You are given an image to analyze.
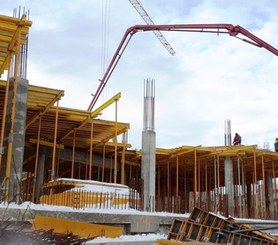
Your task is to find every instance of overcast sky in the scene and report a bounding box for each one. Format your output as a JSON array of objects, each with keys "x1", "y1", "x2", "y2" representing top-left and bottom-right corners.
[{"x1": 2, "y1": 0, "x2": 278, "y2": 150}]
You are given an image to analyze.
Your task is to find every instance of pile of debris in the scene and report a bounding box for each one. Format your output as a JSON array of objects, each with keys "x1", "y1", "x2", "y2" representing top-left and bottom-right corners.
[
  {"x1": 0, "y1": 221, "x2": 48, "y2": 245},
  {"x1": 157, "y1": 207, "x2": 278, "y2": 244},
  {"x1": 0, "y1": 211, "x2": 123, "y2": 244}
]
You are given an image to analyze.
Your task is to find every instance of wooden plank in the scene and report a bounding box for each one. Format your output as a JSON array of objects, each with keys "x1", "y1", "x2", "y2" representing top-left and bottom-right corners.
[{"x1": 31, "y1": 215, "x2": 123, "y2": 239}]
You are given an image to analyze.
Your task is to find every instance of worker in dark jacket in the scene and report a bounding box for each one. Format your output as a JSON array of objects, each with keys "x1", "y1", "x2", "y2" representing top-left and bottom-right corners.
[
  {"x1": 274, "y1": 138, "x2": 278, "y2": 152},
  {"x1": 233, "y1": 133, "x2": 241, "y2": 145}
]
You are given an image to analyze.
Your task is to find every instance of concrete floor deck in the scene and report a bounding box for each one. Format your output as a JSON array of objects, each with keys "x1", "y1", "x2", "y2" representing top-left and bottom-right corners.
[{"x1": 0, "y1": 206, "x2": 188, "y2": 234}]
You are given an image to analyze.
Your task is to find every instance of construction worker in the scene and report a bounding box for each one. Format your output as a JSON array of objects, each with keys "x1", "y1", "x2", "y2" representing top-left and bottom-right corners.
[
  {"x1": 233, "y1": 133, "x2": 241, "y2": 145},
  {"x1": 274, "y1": 138, "x2": 278, "y2": 152}
]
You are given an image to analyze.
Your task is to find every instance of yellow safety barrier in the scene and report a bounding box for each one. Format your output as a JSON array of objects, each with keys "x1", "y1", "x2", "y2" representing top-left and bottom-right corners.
[
  {"x1": 39, "y1": 179, "x2": 142, "y2": 210},
  {"x1": 40, "y1": 190, "x2": 141, "y2": 209},
  {"x1": 31, "y1": 215, "x2": 123, "y2": 239},
  {"x1": 156, "y1": 239, "x2": 210, "y2": 244}
]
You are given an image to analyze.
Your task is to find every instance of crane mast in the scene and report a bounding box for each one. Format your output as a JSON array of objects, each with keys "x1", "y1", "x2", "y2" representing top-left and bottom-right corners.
[{"x1": 129, "y1": 0, "x2": 175, "y2": 56}]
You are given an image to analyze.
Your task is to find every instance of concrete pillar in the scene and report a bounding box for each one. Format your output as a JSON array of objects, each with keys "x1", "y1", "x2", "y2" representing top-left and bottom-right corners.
[
  {"x1": 142, "y1": 131, "x2": 156, "y2": 211},
  {"x1": 1, "y1": 78, "x2": 28, "y2": 203},
  {"x1": 141, "y1": 79, "x2": 156, "y2": 211},
  {"x1": 224, "y1": 157, "x2": 234, "y2": 216},
  {"x1": 35, "y1": 147, "x2": 46, "y2": 203},
  {"x1": 224, "y1": 119, "x2": 234, "y2": 216},
  {"x1": 265, "y1": 171, "x2": 274, "y2": 219}
]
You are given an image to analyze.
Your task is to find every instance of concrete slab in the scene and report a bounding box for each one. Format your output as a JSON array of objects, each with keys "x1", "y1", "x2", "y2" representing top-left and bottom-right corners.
[{"x1": 0, "y1": 206, "x2": 187, "y2": 234}]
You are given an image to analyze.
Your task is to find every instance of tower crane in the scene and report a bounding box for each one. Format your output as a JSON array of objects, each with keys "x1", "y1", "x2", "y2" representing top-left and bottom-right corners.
[
  {"x1": 129, "y1": 0, "x2": 175, "y2": 56},
  {"x1": 87, "y1": 24, "x2": 278, "y2": 111}
]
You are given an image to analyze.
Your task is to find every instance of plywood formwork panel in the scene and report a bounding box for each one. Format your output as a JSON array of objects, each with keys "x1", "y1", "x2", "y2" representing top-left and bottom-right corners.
[{"x1": 0, "y1": 14, "x2": 32, "y2": 75}]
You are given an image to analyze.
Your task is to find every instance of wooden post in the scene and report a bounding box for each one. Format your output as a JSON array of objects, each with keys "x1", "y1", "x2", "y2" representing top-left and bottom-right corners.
[
  {"x1": 32, "y1": 116, "x2": 41, "y2": 203},
  {"x1": 71, "y1": 129, "x2": 76, "y2": 179},
  {"x1": 89, "y1": 120, "x2": 93, "y2": 180},
  {"x1": 237, "y1": 156, "x2": 242, "y2": 217},
  {"x1": 213, "y1": 157, "x2": 218, "y2": 212},
  {"x1": 51, "y1": 100, "x2": 59, "y2": 181},
  {"x1": 109, "y1": 156, "x2": 113, "y2": 183},
  {"x1": 101, "y1": 143, "x2": 106, "y2": 182},
  {"x1": 253, "y1": 151, "x2": 258, "y2": 218},
  {"x1": 5, "y1": 31, "x2": 22, "y2": 200},
  {"x1": 129, "y1": 164, "x2": 132, "y2": 182},
  {"x1": 97, "y1": 165, "x2": 100, "y2": 181},
  {"x1": 252, "y1": 163, "x2": 255, "y2": 215},
  {"x1": 157, "y1": 166, "x2": 161, "y2": 200},
  {"x1": 205, "y1": 160, "x2": 208, "y2": 211},
  {"x1": 234, "y1": 168, "x2": 238, "y2": 216},
  {"x1": 209, "y1": 163, "x2": 212, "y2": 212},
  {"x1": 113, "y1": 100, "x2": 118, "y2": 183},
  {"x1": 85, "y1": 157, "x2": 88, "y2": 179},
  {"x1": 176, "y1": 155, "x2": 179, "y2": 197},
  {"x1": 241, "y1": 159, "x2": 246, "y2": 217},
  {"x1": 56, "y1": 148, "x2": 61, "y2": 177},
  {"x1": 217, "y1": 154, "x2": 220, "y2": 212},
  {"x1": 194, "y1": 150, "x2": 197, "y2": 207},
  {"x1": 261, "y1": 155, "x2": 266, "y2": 218},
  {"x1": 272, "y1": 160, "x2": 277, "y2": 215},
  {"x1": 184, "y1": 162, "x2": 187, "y2": 212},
  {"x1": 120, "y1": 146, "x2": 126, "y2": 184},
  {"x1": 198, "y1": 159, "x2": 201, "y2": 207},
  {"x1": 167, "y1": 159, "x2": 170, "y2": 197},
  {"x1": 0, "y1": 51, "x2": 12, "y2": 171}
]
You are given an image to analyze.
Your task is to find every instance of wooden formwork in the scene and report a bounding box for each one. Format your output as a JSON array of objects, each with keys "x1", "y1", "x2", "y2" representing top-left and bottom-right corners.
[
  {"x1": 165, "y1": 207, "x2": 278, "y2": 244},
  {"x1": 30, "y1": 215, "x2": 123, "y2": 240}
]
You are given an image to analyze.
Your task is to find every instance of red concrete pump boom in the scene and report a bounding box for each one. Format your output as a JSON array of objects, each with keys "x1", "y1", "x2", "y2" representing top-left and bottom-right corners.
[{"x1": 87, "y1": 24, "x2": 278, "y2": 111}]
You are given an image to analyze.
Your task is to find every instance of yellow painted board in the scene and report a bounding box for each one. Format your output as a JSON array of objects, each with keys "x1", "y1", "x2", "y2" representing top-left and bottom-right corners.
[
  {"x1": 31, "y1": 215, "x2": 123, "y2": 239},
  {"x1": 156, "y1": 239, "x2": 213, "y2": 244}
]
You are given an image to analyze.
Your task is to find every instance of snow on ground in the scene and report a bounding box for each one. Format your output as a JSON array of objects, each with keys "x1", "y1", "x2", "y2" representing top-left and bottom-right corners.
[
  {"x1": 56, "y1": 178, "x2": 130, "y2": 194},
  {"x1": 86, "y1": 233, "x2": 167, "y2": 244},
  {"x1": 0, "y1": 178, "x2": 190, "y2": 216},
  {"x1": 2, "y1": 201, "x2": 278, "y2": 243},
  {"x1": 0, "y1": 201, "x2": 178, "y2": 244},
  {"x1": 0, "y1": 201, "x2": 189, "y2": 218}
]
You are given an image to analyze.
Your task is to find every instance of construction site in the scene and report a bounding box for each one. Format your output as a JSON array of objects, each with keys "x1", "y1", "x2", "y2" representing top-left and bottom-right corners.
[{"x1": 1, "y1": 1, "x2": 278, "y2": 244}]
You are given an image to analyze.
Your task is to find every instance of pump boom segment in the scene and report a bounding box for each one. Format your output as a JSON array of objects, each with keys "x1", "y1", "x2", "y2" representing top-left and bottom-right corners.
[{"x1": 87, "y1": 24, "x2": 278, "y2": 111}]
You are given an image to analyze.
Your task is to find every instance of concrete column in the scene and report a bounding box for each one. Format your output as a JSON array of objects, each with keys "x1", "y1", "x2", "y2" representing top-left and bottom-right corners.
[
  {"x1": 265, "y1": 171, "x2": 274, "y2": 219},
  {"x1": 1, "y1": 78, "x2": 28, "y2": 203},
  {"x1": 224, "y1": 157, "x2": 234, "y2": 216},
  {"x1": 141, "y1": 79, "x2": 156, "y2": 211},
  {"x1": 35, "y1": 147, "x2": 46, "y2": 203},
  {"x1": 142, "y1": 131, "x2": 156, "y2": 211},
  {"x1": 224, "y1": 119, "x2": 234, "y2": 216}
]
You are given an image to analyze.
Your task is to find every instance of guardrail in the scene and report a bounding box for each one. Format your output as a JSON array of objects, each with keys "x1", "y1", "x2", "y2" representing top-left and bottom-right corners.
[{"x1": 40, "y1": 189, "x2": 142, "y2": 210}]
